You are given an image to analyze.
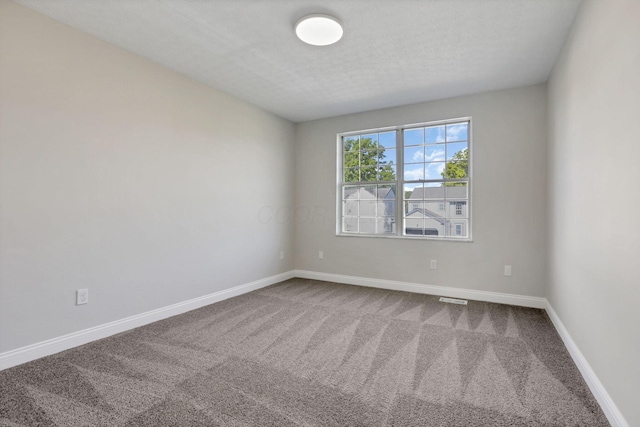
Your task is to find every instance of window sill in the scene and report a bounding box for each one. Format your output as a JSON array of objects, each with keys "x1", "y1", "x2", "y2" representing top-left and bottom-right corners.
[{"x1": 335, "y1": 233, "x2": 473, "y2": 243}]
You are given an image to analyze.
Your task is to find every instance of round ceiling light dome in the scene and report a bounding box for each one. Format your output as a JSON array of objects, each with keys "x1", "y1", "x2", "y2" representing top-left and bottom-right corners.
[{"x1": 295, "y1": 14, "x2": 343, "y2": 46}]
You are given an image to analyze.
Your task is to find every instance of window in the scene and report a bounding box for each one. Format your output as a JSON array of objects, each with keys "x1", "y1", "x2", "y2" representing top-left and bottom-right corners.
[
  {"x1": 338, "y1": 118, "x2": 471, "y2": 240},
  {"x1": 455, "y1": 202, "x2": 463, "y2": 216},
  {"x1": 341, "y1": 130, "x2": 396, "y2": 235}
]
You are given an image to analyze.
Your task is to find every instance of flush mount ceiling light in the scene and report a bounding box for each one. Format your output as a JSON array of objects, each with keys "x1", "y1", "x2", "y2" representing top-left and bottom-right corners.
[{"x1": 295, "y1": 14, "x2": 343, "y2": 46}]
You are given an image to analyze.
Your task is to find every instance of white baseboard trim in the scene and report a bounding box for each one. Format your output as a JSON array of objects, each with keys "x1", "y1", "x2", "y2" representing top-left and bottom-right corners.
[
  {"x1": 0, "y1": 270, "x2": 295, "y2": 372},
  {"x1": 545, "y1": 302, "x2": 629, "y2": 427},
  {"x1": 293, "y1": 270, "x2": 547, "y2": 308},
  {"x1": 1, "y1": 269, "x2": 627, "y2": 426}
]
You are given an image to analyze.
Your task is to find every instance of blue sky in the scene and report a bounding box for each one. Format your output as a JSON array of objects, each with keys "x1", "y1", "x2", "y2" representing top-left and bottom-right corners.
[{"x1": 344, "y1": 122, "x2": 468, "y2": 190}]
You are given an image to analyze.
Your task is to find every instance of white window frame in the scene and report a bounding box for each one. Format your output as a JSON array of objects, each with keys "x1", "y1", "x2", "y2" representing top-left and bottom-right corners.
[{"x1": 336, "y1": 117, "x2": 472, "y2": 241}]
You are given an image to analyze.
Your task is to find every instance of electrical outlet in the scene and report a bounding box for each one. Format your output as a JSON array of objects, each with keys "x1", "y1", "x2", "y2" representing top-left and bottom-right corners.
[
  {"x1": 76, "y1": 289, "x2": 89, "y2": 305},
  {"x1": 430, "y1": 259, "x2": 437, "y2": 270},
  {"x1": 504, "y1": 265, "x2": 512, "y2": 277},
  {"x1": 319, "y1": 250, "x2": 324, "y2": 260},
  {"x1": 280, "y1": 251, "x2": 284, "y2": 260}
]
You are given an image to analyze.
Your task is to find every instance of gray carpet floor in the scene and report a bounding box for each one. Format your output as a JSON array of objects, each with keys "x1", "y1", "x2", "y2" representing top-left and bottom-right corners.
[{"x1": 1, "y1": 278, "x2": 609, "y2": 426}]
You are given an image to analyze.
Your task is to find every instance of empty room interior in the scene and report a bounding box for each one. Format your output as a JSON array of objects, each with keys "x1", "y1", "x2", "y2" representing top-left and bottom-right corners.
[{"x1": 0, "y1": 0, "x2": 638, "y2": 426}]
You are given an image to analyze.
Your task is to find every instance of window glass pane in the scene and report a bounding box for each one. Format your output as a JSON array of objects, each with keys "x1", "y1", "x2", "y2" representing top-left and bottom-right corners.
[
  {"x1": 446, "y1": 142, "x2": 468, "y2": 161},
  {"x1": 344, "y1": 136, "x2": 360, "y2": 151},
  {"x1": 404, "y1": 146, "x2": 424, "y2": 163},
  {"x1": 359, "y1": 218, "x2": 376, "y2": 234},
  {"x1": 379, "y1": 146, "x2": 396, "y2": 165},
  {"x1": 445, "y1": 182, "x2": 468, "y2": 199},
  {"x1": 340, "y1": 184, "x2": 398, "y2": 235},
  {"x1": 425, "y1": 162, "x2": 445, "y2": 180},
  {"x1": 405, "y1": 218, "x2": 444, "y2": 236},
  {"x1": 423, "y1": 216, "x2": 444, "y2": 236},
  {"x1": 404, "y1": 184, "x2": 423, "y2": 215},
  {"x1": 343, "y1": 200, "x2": 358, "y2": 216},
  {"x1": 379, "y1": 131, "x2": 395, "y2": 149},
  {"x1": 425, "y1": 125, "x2": 445, "y2": 143},
  {"x1": 423, "y1": 183, "x2": 444, "y2": 200},
  {"x1": 376, "y1": 217, "x2": 395, "y2": 235},
  {"x1": 343, "y1": 185, "x2": 359, "y2": 199},
  {"x1": 425, "y1": 145, "x2": 445, "y2": 162},
  {"x1": 378, "y1": 164, "x2": 396, "y2": 181},
  {"x1": 406, "y1": 200, "x2": 422, "y2": 215},
  {"x1": 360, "y1": 167, "x2": 377, "y2": 182},
  {"x1": 446, "y1": 219, "x2": 468, "y2": 238},
  {"x1": 343, "y1": 150, "x2": 360, "y2": 170},
  {"x1": 405, "y1": 218, "x2": 425, "y2": 236},
  {"x1": 403, "y1": 183, "x2": 422, "y2": 196},
  {"x1": 404, "y1": 183, "x2": 421, "y2": 214},
  {"x1": 377, "y1": 184, "x2": 395, "y2": 199},
  {"x1": 355, "y1": 185, "x2": 374, "y2": 199},
  {"x1": 426, "y1": 200, "x2": 446, "y2": 214},
  {"x1": 446, "y1": 200, "x2": 468, "y2": 219},
  {"x1": 446, "y1": 123, "x2": 468, "y2": 142},
  {"x1": 344, "y1": 168, "x2": 360, "y2": 183},
  {"x1": 379, "y1": 200, "x2": 395, "y2": 217},
  {"x1": 404, "y1": 164, "x2": 424, "y2": 181},
  {"x1": 443, "y1": 160, "x2": 468, "y2": 179},
  {"x1": 343, "y1": 217, "x2": 358, "y2": 233},
  {"x1": 361, "y1": 133, "x2": 378, "y2": 145},
  {"x1": 404, "y1": 128, "x2": 424, "y2": 146},
  {"x1": 404, "y1": 183, "x2": 423, "y2": 200},
  {"x1": 359, "y1": 200, "x2": 377, "y2": 216},
  {"x1": 360, "y1": 146, "x2": 378, "y2": 168}
]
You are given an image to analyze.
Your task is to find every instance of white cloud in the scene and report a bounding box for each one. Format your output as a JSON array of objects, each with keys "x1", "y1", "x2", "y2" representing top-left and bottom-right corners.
[
  {"x1": 425, "y1": 163, "x2": 445, "y2": 179},
  {"x1": 425, "y1": 126, "x2": 445, "y2": 143},
  {"x1": 404, "y1": 168, "x2": 424, "y2": 181},
  {"x1": 446, "y1": 124, "x2": 467, "y2": 141},
  {"x1": 425, "y1": 148, "x2": 445, "y2": 162},
  {"x1": 412, "y1": 151, "x2": 424, "y2": 162},
  {"x1": 403, "y1": 183, "x2": 422, "y2": 192}
]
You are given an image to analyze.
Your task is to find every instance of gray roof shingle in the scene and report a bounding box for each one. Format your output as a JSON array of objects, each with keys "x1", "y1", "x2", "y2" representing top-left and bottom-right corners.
[{"x1": 408, "y1": 186, "x2": 467, "y2": 200}]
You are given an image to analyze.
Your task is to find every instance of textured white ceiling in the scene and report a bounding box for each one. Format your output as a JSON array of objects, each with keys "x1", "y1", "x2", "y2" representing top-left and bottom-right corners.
[{"x1": 13, "y1": 0, "x2": 581, "y2": 122}]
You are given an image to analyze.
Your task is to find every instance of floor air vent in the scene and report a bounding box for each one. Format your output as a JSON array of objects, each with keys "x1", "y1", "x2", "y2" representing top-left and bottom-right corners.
[{"x1": 439, "y1": 297, "x2": 468, "y2": 305}]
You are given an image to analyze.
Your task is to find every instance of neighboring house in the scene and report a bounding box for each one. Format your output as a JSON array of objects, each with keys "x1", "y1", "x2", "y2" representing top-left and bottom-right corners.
[
  {"x1": 343, "y1": 185, "x2": 467, "y2": 237},
  {"x1": 343, "y1": 185, "x2": 396, "y2": 234},
  {"x1": 405, "y1": 207, "x2": 444, "y2": 236},
  {"x1": 405, "y1": 186, "x2": 468, "y2": 237}
]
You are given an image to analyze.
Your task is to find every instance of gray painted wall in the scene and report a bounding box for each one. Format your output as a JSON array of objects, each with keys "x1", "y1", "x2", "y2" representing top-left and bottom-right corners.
[
  {"x1": 0, "y1": 2, "x2": 295, "y2": 353},
  {"x1": 294, "y1": 85, "x2": 548, "y2": 297},
  {"x1": 547, "y1": 0, "x2": 640, "y2": 425},
  {"x1": 2, "y1": 2, "x2": 636, "y2": 424}
]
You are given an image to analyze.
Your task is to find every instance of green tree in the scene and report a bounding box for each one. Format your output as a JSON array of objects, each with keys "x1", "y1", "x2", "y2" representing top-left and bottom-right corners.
[
  {"x1": 344, "y1": 137, "x2": 396, "y2": 182},
  {"x1": 441, "y1": 148, "x2": 468, "y2": 186}
]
